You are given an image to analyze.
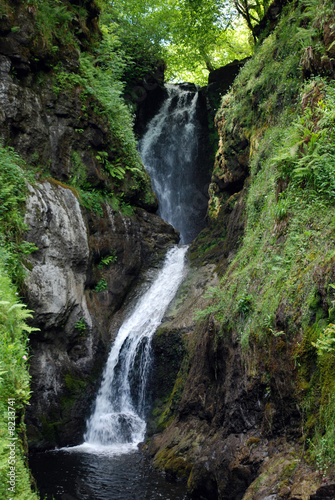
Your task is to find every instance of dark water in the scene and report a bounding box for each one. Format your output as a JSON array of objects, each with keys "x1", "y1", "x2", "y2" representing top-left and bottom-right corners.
[{"x1": 30, "y1": 448, "x2": 187, "y2": 500}]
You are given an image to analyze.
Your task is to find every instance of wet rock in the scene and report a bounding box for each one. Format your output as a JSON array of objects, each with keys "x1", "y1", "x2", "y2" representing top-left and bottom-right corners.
[{"x1": 24, "y1": 182, "x2": 90, "y2": 330}]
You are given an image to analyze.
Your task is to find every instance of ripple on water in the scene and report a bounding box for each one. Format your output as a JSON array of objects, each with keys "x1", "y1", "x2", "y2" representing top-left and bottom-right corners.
[{"x1": 29, "y1": 448, "x2": 187, "y2": 500}]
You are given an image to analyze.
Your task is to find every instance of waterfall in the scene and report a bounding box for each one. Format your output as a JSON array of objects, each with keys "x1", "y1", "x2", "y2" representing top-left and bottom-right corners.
[
  {"x1": 83, "y1": 245, "x2": 187, "y2": 451},
  {"x1": 80, "y1": 85, "x2": 205, "y2": 453},
  {"x1": 139, "y1": 84, "x2": 207, "y2": 244}
]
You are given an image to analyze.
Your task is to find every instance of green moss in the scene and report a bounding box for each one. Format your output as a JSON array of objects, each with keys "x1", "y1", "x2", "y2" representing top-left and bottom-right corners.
[
  {"x1": 154, "y1": 445, "x2": 192, "y2": 479},
  {"x1": 64, "y1": 373, "x2": 87, "y2": 395},
  {"x1": 152, "y1": 352, "x2": 189, "y2": 434}
]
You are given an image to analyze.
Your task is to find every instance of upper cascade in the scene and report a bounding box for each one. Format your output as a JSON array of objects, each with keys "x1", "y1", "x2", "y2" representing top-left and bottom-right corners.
[{"x1": 139, "y1": 84, "x2": 209, "y2": 244}]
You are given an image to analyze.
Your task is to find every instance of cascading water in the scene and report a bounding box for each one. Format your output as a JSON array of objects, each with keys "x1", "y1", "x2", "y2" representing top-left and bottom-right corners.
[
  {"x1": 30, "y1": 84, "x2": 208, "y2": 500},
  {"x1": 139, "y1": 84, "x2": 208, "y2": 244},
  {"x1": 82, "y1": 85, "x2": 206, "y2": 452},
  {"x1": 83, "y1": 245, "x2": 187, "y2": 450}
]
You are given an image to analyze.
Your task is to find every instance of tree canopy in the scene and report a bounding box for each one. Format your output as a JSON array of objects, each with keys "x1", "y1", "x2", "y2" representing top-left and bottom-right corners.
[{"x1": 99, "y1": 0, "x2": 266, "y2": 85}]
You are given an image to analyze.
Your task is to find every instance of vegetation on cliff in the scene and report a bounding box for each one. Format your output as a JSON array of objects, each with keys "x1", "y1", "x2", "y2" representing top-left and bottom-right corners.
[
  {"x1": 198, "y1": 0, "x2": 335, "y2": 480},
  {"x1": 145, "y1": 0, "x2": 335, "y2": 497},
  {"x1": 0, "y1": 147, "x2": 39, "y2": 497}
]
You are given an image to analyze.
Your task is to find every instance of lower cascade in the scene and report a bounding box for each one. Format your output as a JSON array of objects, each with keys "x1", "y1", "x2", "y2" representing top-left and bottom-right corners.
[{"x1": 83, "y1": 245, "x2": 188, "y2": 449}]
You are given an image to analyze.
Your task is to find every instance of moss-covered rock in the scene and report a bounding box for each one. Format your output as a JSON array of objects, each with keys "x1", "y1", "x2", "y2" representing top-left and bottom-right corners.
[{"x1": 147, "y1": 0, "x2": 335, "y2": 498}]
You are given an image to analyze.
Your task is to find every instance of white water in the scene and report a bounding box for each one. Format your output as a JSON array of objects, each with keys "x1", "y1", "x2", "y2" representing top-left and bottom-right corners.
[
  {"x1": 82, "y1": 245, "x2": 188, "y2": 451},
  {"x1": 74, "y1": 85, "x2": 204, "y2": 455},
  {"x1": 139, "y1": 84, "x2": 203, "y2": 244}
]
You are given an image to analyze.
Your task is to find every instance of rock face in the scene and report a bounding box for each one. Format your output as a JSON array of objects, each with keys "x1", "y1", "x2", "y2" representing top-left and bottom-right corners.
[
  {"x1": 0, "y1": 0, "x2": 180, "y2": 449},
  {"x1": 24, "y1": 180, "x2": 178, "y2": 448},
  {"x1": 148, "y1": 314, "x2": 306, "y2": 499},
  {"x1": 25, "y1": 182, "x2": 90, "y2": 331},
  {"x1": 0, "y1": 0, "x2": 156, "y2": 211}
]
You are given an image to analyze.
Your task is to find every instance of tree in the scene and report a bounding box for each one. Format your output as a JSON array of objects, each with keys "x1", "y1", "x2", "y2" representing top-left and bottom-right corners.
[
  {"x1": 100, "y1": 0, "x2": 255, "y2": 85},
  {"x1": 233, "y1": 0, "x2": 271, "y2": 42}
]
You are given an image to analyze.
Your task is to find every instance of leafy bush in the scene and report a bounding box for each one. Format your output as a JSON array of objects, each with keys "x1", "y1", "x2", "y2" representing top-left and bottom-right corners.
[
  {"x1": 0, "y1": 262, "x2": 39, "y2": 499},
  {"x1": 0, "y1": 146, "x2": 36, "y2": 285}
]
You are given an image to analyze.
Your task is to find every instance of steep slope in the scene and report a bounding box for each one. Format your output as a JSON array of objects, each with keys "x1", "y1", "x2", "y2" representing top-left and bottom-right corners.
[{"x1": 147, "y1": 0, "x2": 335, "y2": 498}]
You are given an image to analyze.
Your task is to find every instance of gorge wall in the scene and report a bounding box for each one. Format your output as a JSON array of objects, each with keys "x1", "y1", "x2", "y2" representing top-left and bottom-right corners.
[{"x1": 146, "y1": 1, "x2": 335, "y2": 499}]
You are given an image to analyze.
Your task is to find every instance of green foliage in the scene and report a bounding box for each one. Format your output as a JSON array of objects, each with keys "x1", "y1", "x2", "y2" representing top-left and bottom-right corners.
[
  {"x1": 0, "y1": 146, "x2": 37, "y2": 285},
  {"x1": 101, "y1": 0, "x2": 253, "y2": 85},
  {"x1": 76, "y1": 188, "x2": 105, "y2": 217},
  {"x1": 0, "y1": 145, "x2": 39, "y2": 497},
  {"x1": 94, "y1": 278, "x2": 108, "y2": 292},
  {"x1": 0, "y1": 262, "x2": 39, "y2": 499},
  {"x1": 97, "y1": 251, "x2": 117, "y2": 269},
  {"x1": 312, "y1": 323, "x2": 335, "y2": 355},
  {"x1": 75, "y1": 318, "x2": 87, "y2": 335},
  {"x1": 52, "y1": 65, "x2": 84, "y2": 96},
  {"x1": 35, "y1": 0, "x2": 75, "y2": 49},
  {"x1": 275, "y1": 83, "x2": 335, "y2": 200},
  {"x1": 237, "y1": 292, "x2": 253, "y2": 316},
  {"x1": 100, "y1": 5, "x2": 164, "y2": 86},
  {"x1": 310, "y1": 392, "x2": 335, "y2": 475}
]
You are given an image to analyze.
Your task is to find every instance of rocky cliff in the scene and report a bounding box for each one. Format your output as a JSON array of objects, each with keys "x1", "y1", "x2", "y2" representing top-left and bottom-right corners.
[
  {"x1": 0, "y1": 0, "x2": 179, "y2": 451},
  {"x1": 146, "y1": 0, "x2": 335, "y2": 498}
]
